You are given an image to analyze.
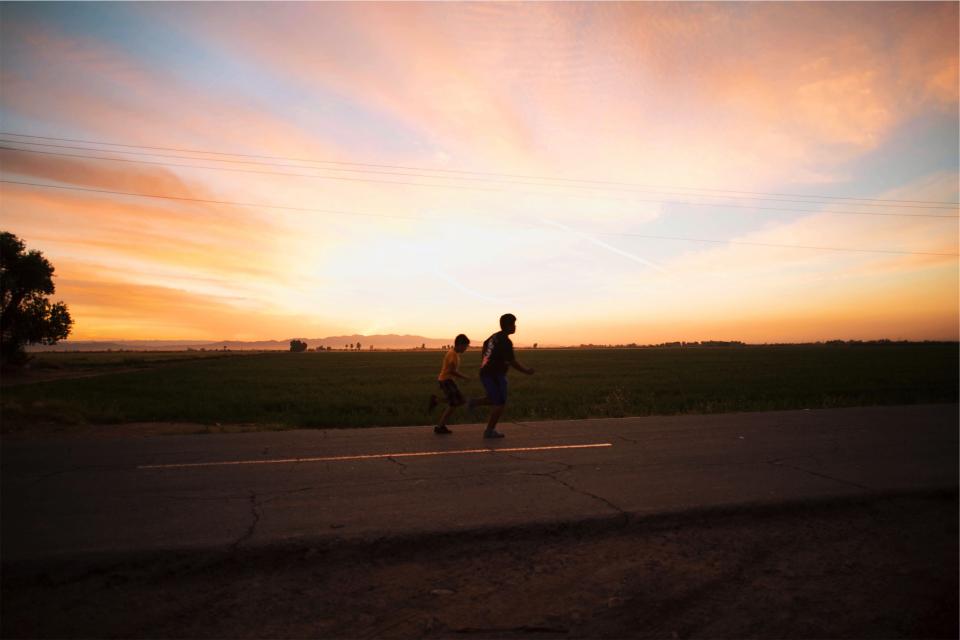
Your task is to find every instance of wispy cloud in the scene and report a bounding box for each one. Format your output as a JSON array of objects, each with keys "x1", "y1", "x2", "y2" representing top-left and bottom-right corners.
[
  {"x1": 0, "y1": 3, "x2": 955, "y2": 342},
  {"x1": 540, "y1": 218, "x2": 665, "y2": 273}
]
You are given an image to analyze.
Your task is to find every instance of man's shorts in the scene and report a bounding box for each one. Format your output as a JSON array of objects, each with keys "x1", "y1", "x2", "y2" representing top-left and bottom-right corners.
[
  {"x1": 480, "y1": 372, "x2": 508, "y2": 406},
  {"x1": 438, "y1": 379, "x2": 465, "y2": 406}
]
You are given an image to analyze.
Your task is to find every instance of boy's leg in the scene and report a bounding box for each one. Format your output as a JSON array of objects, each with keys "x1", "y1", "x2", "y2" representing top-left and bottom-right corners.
[
  {"x1": 435, "y1": 380, "x2": 461, "y2": 434},
  {"x1": 484, "y1": 405, "x2": 505, "y2": 435},
  {"x1": 472, "y1": 374, "x2": 494, "y2": 418},
  {"x1": 437, "y1": 405, "x2": 455, "y2": 427},
  {"x1": 476, "y1": 373, "x2": 503, "y2": 410},
  {"x1": 435, "y1": 401, "x2": 459, "y2": 433},
  {"x1": 482, "y1": 374, "x2": 508, "y2": 438}
]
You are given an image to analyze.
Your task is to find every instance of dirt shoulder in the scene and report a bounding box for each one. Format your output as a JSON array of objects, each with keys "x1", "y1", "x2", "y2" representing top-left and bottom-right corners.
[{"x1": 3, "y1": 491, "x2": 956, "y2": 639}]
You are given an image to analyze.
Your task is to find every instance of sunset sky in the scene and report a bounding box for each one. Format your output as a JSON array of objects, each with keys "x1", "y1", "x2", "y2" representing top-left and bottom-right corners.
[{"x1": 1, "y1": 2, "x2": 957, "y2": 345}]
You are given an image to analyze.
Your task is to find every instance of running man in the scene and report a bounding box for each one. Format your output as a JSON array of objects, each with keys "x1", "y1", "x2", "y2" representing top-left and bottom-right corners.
[{"x1": 469, "y1": 313, "x2": 535, "y2": 439}]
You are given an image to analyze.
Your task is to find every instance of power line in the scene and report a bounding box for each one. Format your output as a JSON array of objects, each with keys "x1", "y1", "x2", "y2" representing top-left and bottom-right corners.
[
  {"x1": 0, "y1": 178, "x2": 428, "y2": 222},
  {"x1": 3, "y1": 178, "x2": 956, "y2": 258},
  {"x1": 5, "y1": 137, "x2": 957, "y2": 212},
  {"x1": 2, "y1": 145, "x2": 955, "y2": 220},
  {"x1": 3, "y1": 130, "x2": 957, "y2": 208},
  {"x1": 3, "y1": 138, "x2": 957, "y2": 212},
  {"x1": 597, "y1": 232, "x2": 959, "y2": 257},
  {"x1": 0, "y1": 145, "x2": 544, "y2": 196}
]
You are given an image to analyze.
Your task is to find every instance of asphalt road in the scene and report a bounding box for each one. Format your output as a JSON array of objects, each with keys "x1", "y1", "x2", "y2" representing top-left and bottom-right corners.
[{"x1": 2, "y1": 404, "x2": 957, "y2": 563}]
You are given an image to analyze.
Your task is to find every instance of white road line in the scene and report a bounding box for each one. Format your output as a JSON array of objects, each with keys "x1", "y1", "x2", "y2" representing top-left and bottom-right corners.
[{"x1": 137, "y1": 442, "x2": 613, "y2": 470}]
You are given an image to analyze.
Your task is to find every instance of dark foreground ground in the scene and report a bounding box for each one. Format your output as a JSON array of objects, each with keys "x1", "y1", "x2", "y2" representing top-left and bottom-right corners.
[{"x1": 3, "y1": 490, "x2": 956, "y2": 640}]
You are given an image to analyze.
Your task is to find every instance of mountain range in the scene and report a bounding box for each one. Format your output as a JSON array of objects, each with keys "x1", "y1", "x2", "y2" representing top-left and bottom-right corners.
[{"x1": 26, "y1": 334, "x2": 453, "y2": 352}]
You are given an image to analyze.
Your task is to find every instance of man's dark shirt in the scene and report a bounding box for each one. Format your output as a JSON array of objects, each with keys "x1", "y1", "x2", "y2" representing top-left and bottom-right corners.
[{"x1": 480, "y1": 331, "x2": 514, "y2": 376}]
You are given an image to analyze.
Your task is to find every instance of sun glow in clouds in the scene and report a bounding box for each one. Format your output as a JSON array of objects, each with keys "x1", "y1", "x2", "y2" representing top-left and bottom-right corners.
[{"x1": 0, "y1": 2, "x2": 957, "y2": 344}]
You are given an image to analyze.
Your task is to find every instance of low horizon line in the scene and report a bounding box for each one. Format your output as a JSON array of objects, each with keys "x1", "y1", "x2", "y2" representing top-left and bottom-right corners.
[{"x1": 31, "y1": 337, "x2": 960, "y2": 350}]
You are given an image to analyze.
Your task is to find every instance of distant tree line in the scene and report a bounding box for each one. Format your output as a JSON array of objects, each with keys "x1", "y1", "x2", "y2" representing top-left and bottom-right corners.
[
  {"x1": 653, "y1": 341, "x2": 746, "y2": 348},
  {"x1": 821, "y1": 339, "x2": 945, "y2": 346},
  {"x1": 574, "y1": 341, "x2": 747, "y2": 349},
  {"x1": 284, "y1": 337, "x2": 947, "y2": 354}
]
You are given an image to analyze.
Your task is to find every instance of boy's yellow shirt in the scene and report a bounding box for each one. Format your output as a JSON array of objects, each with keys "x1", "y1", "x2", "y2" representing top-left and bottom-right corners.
[{"x1": 438, "y1": 348, "x2": 460, "y2": 381}]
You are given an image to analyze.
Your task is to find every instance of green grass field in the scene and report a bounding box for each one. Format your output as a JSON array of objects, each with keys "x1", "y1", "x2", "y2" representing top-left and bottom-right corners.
[{"x1": 2, "y1": 344, "x2": 957, "y2": 431}]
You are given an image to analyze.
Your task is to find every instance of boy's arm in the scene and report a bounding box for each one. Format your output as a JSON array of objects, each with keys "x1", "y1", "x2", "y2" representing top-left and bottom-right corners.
[{"x1": 509, "y1": 358, "x2": 535, "y2": 375}]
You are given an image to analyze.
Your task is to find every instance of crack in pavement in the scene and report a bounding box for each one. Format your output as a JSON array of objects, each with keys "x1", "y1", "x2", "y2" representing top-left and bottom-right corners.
[
  {"x1": 160, "y1": 494, "x2": 252, "y2": 502},
  {"x1": 230, "y1": 492, "x2": 260, "y2": 551},
  {"x1": 768, "y1": 459, "x2": 872, "y2": 491},
  {"x1": 256, "y1": 487, "x2": 315, "y2": 506},
  {"x1": 160, "y1": 487, "x2": 314, "y2": 504},
  {"x1": 616, "y1": 434, "x2": 639, "y2": 444},
  {"x1": 504, "y1": 453, "x2": 629, "y2": 526},
  {"x1": 359, "y1": 610, "x2": 421, "y2": 640},
  {"x1": 545, "y1": 473, "x2": 630, "y2": 526},
  {"x1": 386, "y1": 457, "x2": 408, "y2": 475},
  {"x1": 503, "y1": 453, "x2": 573, "y2": 471},
  {"x1": 769, "y1": 455, "x2": 822, "y2": 468}
]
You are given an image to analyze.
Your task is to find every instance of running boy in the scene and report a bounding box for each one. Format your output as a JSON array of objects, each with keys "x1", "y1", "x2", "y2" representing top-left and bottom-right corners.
[
  {"x1": 428, "y1": 334, "x2": 471, "y2": 434},
  {"x1": 469, "y1": 313, "x2": 535, "y2": 439}
]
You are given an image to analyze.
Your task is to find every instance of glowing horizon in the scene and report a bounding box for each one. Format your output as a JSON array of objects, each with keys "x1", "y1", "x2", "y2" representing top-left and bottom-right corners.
[{"x1": 1, "y1": 2, "x2": 957, "y2": 345}]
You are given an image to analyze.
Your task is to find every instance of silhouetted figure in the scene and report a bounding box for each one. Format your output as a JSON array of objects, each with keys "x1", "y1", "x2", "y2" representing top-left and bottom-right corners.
[
  {"x1": 428, "y1": 334, "x2": 471, "y2": 434},
  {"x1": 469, "y1": 313, "x2": 535, "y2": 439}
]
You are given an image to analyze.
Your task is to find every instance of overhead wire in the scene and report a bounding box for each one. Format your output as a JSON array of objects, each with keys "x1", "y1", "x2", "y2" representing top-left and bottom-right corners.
[
  {"x1": 0, "y1": 178, "x2": 429, "y2": 223},
  {"x1": 2, "y1": 130, "x2": 957, "y2": 208},
  {"x1": 2, "y1": 178, "x2": 957, "y2": 258},
  {"x1": 596, "y1": 232, "x2": 959, "y2": 257},
  {"x1": 1, "y1": 145, "x2": 956, "y2": 220},
  {"x1": 4, "y1": 136, "x2": 958, "y2": 212}
]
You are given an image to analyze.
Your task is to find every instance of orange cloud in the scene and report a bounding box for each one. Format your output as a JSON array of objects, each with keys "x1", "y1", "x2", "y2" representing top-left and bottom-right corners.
[
  {"x1": 58, "y1": 269, "x2": 342, "y2": 341},
  {"x1": 1, "y1": 184, "x2": 293, "y2": 285},
  {"x1": 2, "y1": 4, "x2": 955, "y2": 343},
  {"x1": 0, "y1": 147, "x2": 216, "y2": 198},
  {"x1": 1, "y1": 20, "x2": 355, "y2": 177}
]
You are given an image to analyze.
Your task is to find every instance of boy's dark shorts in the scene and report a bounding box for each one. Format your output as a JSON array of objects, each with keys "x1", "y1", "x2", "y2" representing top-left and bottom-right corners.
[
  {"x1": 480, "y1": 372, "x2": 508, "y2": 406},
  {"x1": 438, "y1": 379, "x2": 465, "y2": 406}
]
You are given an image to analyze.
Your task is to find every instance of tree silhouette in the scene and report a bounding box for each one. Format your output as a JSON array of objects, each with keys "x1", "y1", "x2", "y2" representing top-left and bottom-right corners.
[
  {"x1": 356, "y1": 341, "x2": 362, "y2": 351},
  {"x1": 1, "y1": 232, "x2": 73, "y2": 365},
  {"x1": 290, "y1": 339, "x2": 308, "y2": 352}
]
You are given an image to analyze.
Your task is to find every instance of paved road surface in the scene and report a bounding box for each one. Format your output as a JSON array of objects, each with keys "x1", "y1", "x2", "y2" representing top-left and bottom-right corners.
[{"x1": 3, "y1": 404, "x2": 956, "y2": 562}]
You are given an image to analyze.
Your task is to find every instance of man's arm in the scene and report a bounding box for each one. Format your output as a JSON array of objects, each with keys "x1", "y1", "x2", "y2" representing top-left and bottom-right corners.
[{"x1": 509, "y1": 358, "x2": 535, "y2": 375}]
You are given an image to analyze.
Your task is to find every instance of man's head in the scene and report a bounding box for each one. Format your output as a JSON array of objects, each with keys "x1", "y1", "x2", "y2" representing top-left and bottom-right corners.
[
  {"x1": 499, "y1": 313, "x2": 517, "y2": 334},
  {"x1": 454, "y1": 334, "x2": 470, "y2": 353}
]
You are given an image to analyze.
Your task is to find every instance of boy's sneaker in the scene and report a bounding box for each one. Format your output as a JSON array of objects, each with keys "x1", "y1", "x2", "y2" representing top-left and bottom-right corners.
[
  {"x1": 434, "y1": 425, "x2": 452, "y2": 434},
  {"x1": 483, "y1": 429, "x2": 505, "y2": 439},
  {"x1": 427, "y1": 395, "x2": 438, "y2": 413}
]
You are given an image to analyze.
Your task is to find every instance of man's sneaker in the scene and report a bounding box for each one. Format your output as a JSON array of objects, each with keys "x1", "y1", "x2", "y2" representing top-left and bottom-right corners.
[
  {"x1": 434, "y1": 425, "x2": 452, "y2": 434},
  {"x1": 427, "y1": 395, "x2": 438, "y2": 413},
  {"x1": 483, "y1": 429, "x2": 505, "y2": 439}
]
